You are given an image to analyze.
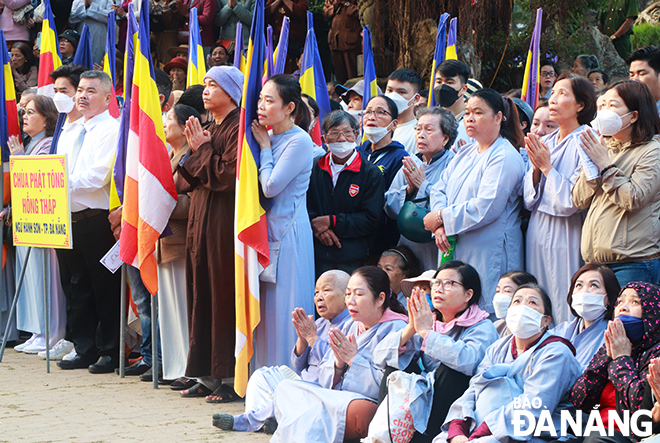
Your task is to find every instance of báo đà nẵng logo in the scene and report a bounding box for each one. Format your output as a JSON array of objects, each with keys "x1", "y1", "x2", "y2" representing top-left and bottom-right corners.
[{"x1": 511, "y1": 397, "x2": 653, "y2": 438}]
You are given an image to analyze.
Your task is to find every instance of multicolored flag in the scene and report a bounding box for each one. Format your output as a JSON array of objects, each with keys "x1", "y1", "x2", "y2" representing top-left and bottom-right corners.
[
  {"x1": 428, "y1": 13, "x2": 450, "y2": 107},
  {"x1": 233, "y1": 23, "x2": 246, "y2": 74},
  {"x1": 0, "y1": 31, "x2": 19, "y2": 161},
  {"x1": 521, "y1": 8, "x2": 543, "y2": 110},
  {"x1": 273, "y1": 16, "x2": 289, "y2": 75},
  {"x1": 299, "y1": 11, "x2": 331, "y2": 145},
  {"x1": 72, "y1": 24, "x2": 93, "y2": 69},
  {"x1": 119, "y1": 0, "x2": 178, "y2": 295},
  {"x1": 361, "y1": 25, "x2": 378, "y2": 142},
  {"x1": 110, "y1": 4, "x2": 138, "y2": 211},
  {"x1": 37, "y1": 0, "x2": 62, "y2": 96},
  {"x1": 103, "y1": 11, "x2": 121, "y2": 119},
  {"x1": 234, "y1": 0, "x2": 268, "y2": 398},
  {"x1": 187, "y1": 7, "x2": 206, "y2": 87},
  {"x1": 265, "y1": 25, "x2": 275, "y2": 80},
  {"x1": 445, "y1": 18, "x2": 457, "y2": 60}
]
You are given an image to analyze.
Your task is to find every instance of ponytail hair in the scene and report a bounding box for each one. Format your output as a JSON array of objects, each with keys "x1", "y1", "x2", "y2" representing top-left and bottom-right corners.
[
  {"x1": 470, "y1": 88, "x2": 525, "y2": 149},
  {"x1": 352, "y1": 266, "x2": 407, "y2": 316},
  {"x1": 266, "y1": 74, "x2": 311, "y2": 131}
]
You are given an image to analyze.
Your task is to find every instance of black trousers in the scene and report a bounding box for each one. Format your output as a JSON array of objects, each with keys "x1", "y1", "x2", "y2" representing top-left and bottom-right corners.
[{"x1": 56, "y1": 211, "x2": 121, "y2": 361}]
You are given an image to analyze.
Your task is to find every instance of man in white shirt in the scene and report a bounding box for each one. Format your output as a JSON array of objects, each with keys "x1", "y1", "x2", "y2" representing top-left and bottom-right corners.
[
  {"x1": 56, "y1": 70, "x2": 122, "y2": 374},
  {"x1": 385, "y1": 69, "x2": 422, "y2": 155}
]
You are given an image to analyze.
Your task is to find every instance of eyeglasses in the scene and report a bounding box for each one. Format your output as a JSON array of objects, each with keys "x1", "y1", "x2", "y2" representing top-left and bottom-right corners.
[
  {"x1": 540, "y1": 71, "x2": 556, "y2": 77},
  {"x1": 363, "y1": 108, "x2": 392, "y2": 118},
  {"x1": 430, "y1": 279, "x2": 463, "y2": 291},
  {"x1": 325, "y1": 129, "x2": 357, "y2": 140}
]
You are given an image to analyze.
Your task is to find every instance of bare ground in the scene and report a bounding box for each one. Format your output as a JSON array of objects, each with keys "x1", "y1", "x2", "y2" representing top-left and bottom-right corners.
[{"x1": 0, "y1": 350, "x2": 271, "y2": 443}]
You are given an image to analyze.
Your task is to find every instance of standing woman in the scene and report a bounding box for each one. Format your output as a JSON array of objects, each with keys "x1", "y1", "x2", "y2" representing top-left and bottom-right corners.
[
  {"x1": 252, "y1": 74, "x2": 315, "y2": 368},
  {"x1": 575, "y1": 80, "x2": 660, "y2": 288},
  {"x1": 524, "y1": 74, "x2": 597, "y2": 324},
  {"x1": 8, "y1": 96, "x2": 66, "y2": 354},
  {"x1": 424, "y1": 89, "x2": 526, "y2": 313}
]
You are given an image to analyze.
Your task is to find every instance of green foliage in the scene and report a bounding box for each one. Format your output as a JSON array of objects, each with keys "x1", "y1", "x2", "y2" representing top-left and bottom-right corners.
[
  {"x1": 632, "y1": 23, "x2": 660, "y2": 49},
  {"x1": 309, "y1": 0, "x2": 324, "y2": 15}
]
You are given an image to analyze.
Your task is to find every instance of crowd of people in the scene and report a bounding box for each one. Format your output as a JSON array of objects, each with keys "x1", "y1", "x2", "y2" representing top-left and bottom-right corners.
[{"x1": 3, "y1": 0, "x2": 660, "y2": 441}]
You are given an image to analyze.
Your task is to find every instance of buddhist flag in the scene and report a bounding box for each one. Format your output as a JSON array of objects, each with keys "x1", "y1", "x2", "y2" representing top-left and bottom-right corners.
[
  {"x1": 110, "y1": 4, "x2": 138, "y2": 210},
  {"x1": 187, "y1": 7, "x2": 206, "y2": 87},
  {"x1": 445, "y1": 18, "x2": 457, "y2": 60},
  {"x1": 37, "y1": 0, "x2": 61, "y2": 96},
  {"x1": 234, "y1": 0, "x2": 268, "y2": 398},
  {"x1": 521, "y1": 8, "x2": 543, "y2": 110},
  {"x1": 265, "y1": 25, "x2": 275, "y2": 80},
  {"x1": 119, "y1": 0, "x2": 177, "y2": 295},
  {"x1": 73, "y1": 24, "x2": 93, "y2": 69},
  {"x1": 273, "y1": 16, "x2": 289, "y2": 75},
  {"x1": 234, "y1": 23, "x2": 246, "y2": 74},
  {"x1": 103, "y1": 11, "x2": 121, "y2": 119},
  {"x1": 362, "y1": 26, "x2": 378, "y2": 141},
  {"x1": 0, "y1": 31, "x2": 19, "y2": 160},
  {"x1": 428, "y1": 13, "x2": 450, "y2": 107},
  {"x1": 299, "y1": 11, "x2": 331, "y2": 145}
]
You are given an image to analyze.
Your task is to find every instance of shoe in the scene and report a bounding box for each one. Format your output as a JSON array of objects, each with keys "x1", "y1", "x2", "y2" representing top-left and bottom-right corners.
[
  {"x1": 116, "y1": 361, "x2": 151, "y2": 376},
  {"x1": 57, "y1": 355, "x2": 96, "y2": 370},
  {"x1": 212, "y1": 413, "x2": 234, "y2": 430},
  {"x1": 13, "y1": 335, "x2": 37, "y2": 352},
  {"x1": 263, "y1": 418, "x2": 278, "y2": 435},
  {"x1": 140, "y1": 366, "x2": 163, "y2": 382},
  {"x1": 88, "y1": 356, "x2": 119, "y2": 374},
  {"x1": 22, "y1": 342, "x2": 47, "y2": 354},
  {"x1": 38, "y1": 339, "x2": 74, "y2": 360},
  {"x1": 62, "y1": 349, "x2": 77, "y2": 361}
]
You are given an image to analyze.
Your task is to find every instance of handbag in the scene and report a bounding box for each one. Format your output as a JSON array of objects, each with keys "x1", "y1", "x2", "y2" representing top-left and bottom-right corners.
[
  {"x1": 12, "y1": 2, "x2": 34, "y2": 25},
  {"x1": 397, "y1": 197, "x2": 433, "y2": 244},
  {"x1": 259, "y1": 202, "x2": 304, "y2": 284}
]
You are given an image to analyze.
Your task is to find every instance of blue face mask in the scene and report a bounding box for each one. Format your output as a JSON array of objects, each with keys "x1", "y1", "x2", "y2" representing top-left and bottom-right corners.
[{"x1": 618, "y1": 314, "x2": 644, "y2": 343}]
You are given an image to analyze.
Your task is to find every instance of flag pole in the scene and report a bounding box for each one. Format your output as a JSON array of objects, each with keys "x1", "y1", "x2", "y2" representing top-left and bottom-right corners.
[
  {"x1": 119, "y1": 263, "x2": 126, "y2": 377},
  {"x1": 151, "y1": 293, "x2": 159, "y2": 389}
]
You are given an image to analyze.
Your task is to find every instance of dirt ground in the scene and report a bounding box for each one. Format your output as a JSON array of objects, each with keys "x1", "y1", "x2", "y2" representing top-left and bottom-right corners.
[{"x1": 0, "y1": 350, "x2": 271, "y2": 442}]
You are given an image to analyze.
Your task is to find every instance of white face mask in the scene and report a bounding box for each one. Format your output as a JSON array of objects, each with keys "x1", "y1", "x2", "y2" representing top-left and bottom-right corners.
[
  {"x1": 308, "y1": 117, "x2": 317, "y2": 132},
  {"x1": 327, "y1": 141, "x2": 356, "y2": 159},
  {"x1": 505, "y1": 305, "x2": 545, "y2": 339},
  {"x1": 53, "y1": 92, "x2": 75, "y2": 114},
  {"x1": 385, "y1": 92, "x2": 414, "y2": 114},
  {"x1": 363, "y1": 124, "x2": 392, "y2": 144},
  {"x1": 571, "y1": 292, "x2": 607, "y2": 321},
  {"x1": 591, "y1": 109, "x2": 632, "y2": 136},
  {"x1": 347, "y1": 109, "x2": 362, "y2": 119},
  {"x1": 492, "y1": 293, "x2": 512, "y2": 320}
]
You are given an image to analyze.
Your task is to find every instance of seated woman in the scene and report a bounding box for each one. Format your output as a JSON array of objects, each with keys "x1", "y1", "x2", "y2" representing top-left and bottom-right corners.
[
  {"x1": 377, "y1": 246, "x2": 420, "y2": 312},
  {"x1": 269, "y1": 266, "x2": 410, "y2": 443},
  {"x1": 552, "y1": 264, "x2": 621, "y2": 369},
  {"x1": 384, "y1": 107, "x2": 457, "y2": 271},
  {"x1": 569, "y1": 282, "x2": 660, "y2": 443},
  {"x1": 212, "y1": 270, "x2": 352, "y2": 433},
  {"x1": 386, "y1": 260, "x2": 498, "y2": 443},
  {"x1": 492, "y1": 270, "x2": 538, "y2": 337},
  {"x1": 437, "y1": 284, "x2": 582, "y2": 443}
]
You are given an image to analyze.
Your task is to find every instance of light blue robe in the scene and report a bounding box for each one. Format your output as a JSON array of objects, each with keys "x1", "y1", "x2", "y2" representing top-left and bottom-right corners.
[
  {"x1": 551, "y1": 314, "x2": 607, "y2": 370},
  {"x1": 272, "y1": 318, "x2": 411, "y2": 443},
  {"x1": 256, "y1": 125, "x2": 316, "y2": 369},
  {"x1": 385, "y1": 150, "x2": 455, "y2": 271},
  {"x1": 69, "y1": 0, "x2": 113, "y2": 65},
  {"x1": 524, "y1": 127, "x2": 587, "y2": 324},
  {"x1": 440, "y1": 332, "x2": 582, "y2": 443},
  {"x1": 430, "y1": 137, "x2": 525, "y2": 312}
]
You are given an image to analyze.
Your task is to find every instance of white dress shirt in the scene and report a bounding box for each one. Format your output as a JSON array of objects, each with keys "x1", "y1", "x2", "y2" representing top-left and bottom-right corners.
[
  {"x1": 60, "y1": 110, "x2": 119, "y2": 212},
  {"x1": 329, "y1": 150, "x2": 357, "y2": 187}
]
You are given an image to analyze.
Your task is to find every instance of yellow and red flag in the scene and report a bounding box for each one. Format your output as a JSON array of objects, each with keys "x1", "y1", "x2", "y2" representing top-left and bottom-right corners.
[
  {"x1": 37, "y1": 0, "x2": 61, "y2": 96},
  {"x1": 119, "y1": 0, "x2": 178, "y2": 295}
]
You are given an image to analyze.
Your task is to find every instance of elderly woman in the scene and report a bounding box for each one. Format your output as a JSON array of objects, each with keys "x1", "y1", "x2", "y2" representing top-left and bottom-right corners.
[
  {"x1": 212, "y1": 270, "x2": 352, "y2": 433},
  {"x1": 552, "y1": 264, "x2": 621, "y2": 369},
  {"x1": 424, "y1": 89, "x2": 526, "y2": 313},
  {"x1": 575, "y1": 80, "x2": 660, "y2": 288},
  {"x1": 436, "y1": 284, "x2": 582, "y2": 443},
  {"x1": 10, "y1": 96, "x2": 67, "y2": 355},
  {"x1": 270, "y1": 266, "x2": 410, "y2": 443},
  {"x1": 10, "y1": 42, "x2": 37, "y2": 96},
  {"x1": 377, "y1": 246, "x2": 420, "y2": 312},
  {"x1": 524, "y1": 74, "x2": 597, "y2": 324},
  {"x1": 570, "y1": 282, "x2": 660, "y2": 443},
  {"x1": 384, "y1": 261, "x2": 498, "y2": 443},
  {"x1": 385, "y1": 107, "x2": 457, "y2": 271}
]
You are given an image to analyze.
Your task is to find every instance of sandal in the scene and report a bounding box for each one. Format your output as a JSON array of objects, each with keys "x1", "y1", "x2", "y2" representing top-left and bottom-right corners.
[
  {"x1": 206, "y1": 384, "x2": 239, "y2": 404},
  {"x1": 170, "y1": 377, "x2": 196, "y2": 391},
  {"x1": 180, "y1": 382, "x2": 212, "y2": 398}
]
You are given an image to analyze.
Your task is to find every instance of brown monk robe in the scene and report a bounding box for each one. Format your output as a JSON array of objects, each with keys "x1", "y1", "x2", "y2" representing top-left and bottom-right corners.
[{"x1": 177, "y1": 107, "x2": 240, "y2": 381}]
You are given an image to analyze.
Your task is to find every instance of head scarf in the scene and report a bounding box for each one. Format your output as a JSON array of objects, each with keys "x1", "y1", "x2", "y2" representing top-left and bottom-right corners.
[{"x1": 619, "y1": 281, "x2": 660, "y2": 352}]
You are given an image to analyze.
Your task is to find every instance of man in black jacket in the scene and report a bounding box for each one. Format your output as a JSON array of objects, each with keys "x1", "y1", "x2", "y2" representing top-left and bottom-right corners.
[{"x1": 308, "y1": 110, "x2": 385, "y2": 278}]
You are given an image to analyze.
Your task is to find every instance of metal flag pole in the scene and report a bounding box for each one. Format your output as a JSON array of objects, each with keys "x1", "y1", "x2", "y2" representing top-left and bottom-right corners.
[
  {"x1": 151, "y1": 292, "x2": 158, "y2": 389},
  {"x1": 43, "y1": 250, "x2": 50, "y2": 373},
  {"x1": 119, "y1": 263, "x2": 126, "y2": 377},
  {"x1": 0, "y1": 246, "x2": 32, "y2": 362}
]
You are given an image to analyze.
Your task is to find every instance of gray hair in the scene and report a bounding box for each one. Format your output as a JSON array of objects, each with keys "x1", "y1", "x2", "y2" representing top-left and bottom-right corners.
[
  {"x1": 23, "y1": 87, "x2": 38, "y2": 97},
  {"x1": 80, "y1": 70, "x2": 113, "y2": 94},
  {"x1": 319, "y1": 269, "x2": 350, "y2": 294},
  {"x1": 415, "y1": 106, "x2": 458, "y2": 149},
  {"x1": 321, "y1": 110, "x2": 359, "y2": 134}
]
